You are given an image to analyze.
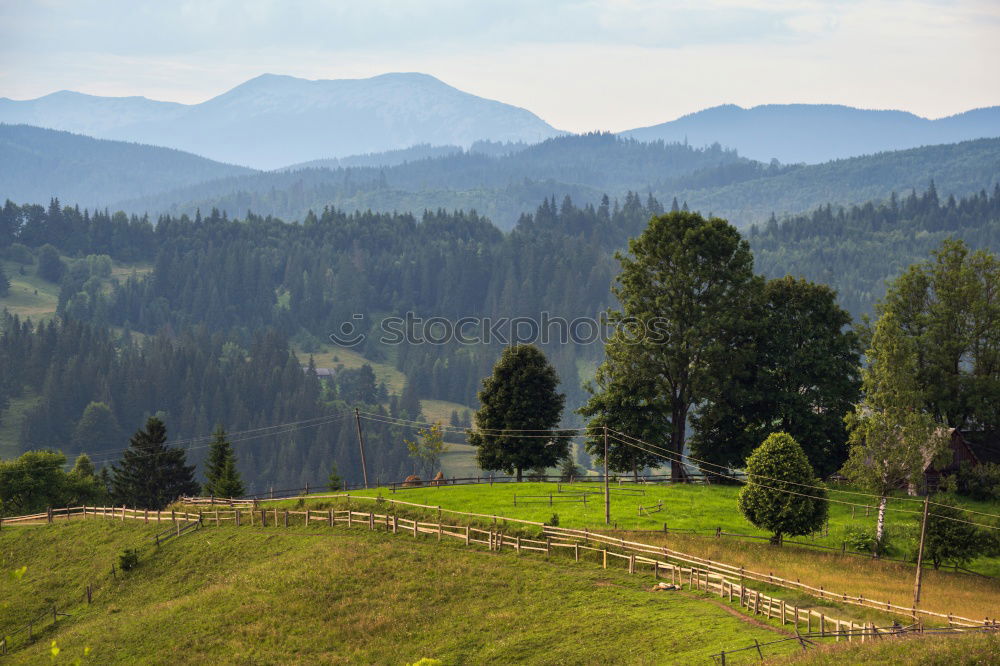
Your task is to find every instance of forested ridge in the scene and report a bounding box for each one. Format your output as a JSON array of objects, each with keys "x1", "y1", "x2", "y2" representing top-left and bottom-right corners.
[
  {"x1": 1, "y1": 182, "x2": 998, "y2": 488},
  {"x1": 751, "y1": 182, "x2": 1000, "y2": 315}
]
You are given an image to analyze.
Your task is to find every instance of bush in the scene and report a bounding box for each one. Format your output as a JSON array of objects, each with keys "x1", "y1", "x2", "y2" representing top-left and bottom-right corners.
[
  {"x1": 118, "y1": 548, "x2": 140, "y2": 572},
  {"x1": 844, "y1": 526, "x2": 896, "y2": 557},
  {"x1": 37, "y1": 244, "x2": 66, "y2": 283},
  {"x1": 925, "y1": 494, "x2": 986, "y2": 569},
  {"x1": 953, "y1": 461, "x2": 1000, "y2": 501},
  {"x1": 548, "y1": 513, "x2": 560, "y2": 527},
  {"x1": 2, "y1": 243, "x2": 34, "y2": 264},
  {"x1": 737, "y1": 432, "x2": 828, "y2": 544}
]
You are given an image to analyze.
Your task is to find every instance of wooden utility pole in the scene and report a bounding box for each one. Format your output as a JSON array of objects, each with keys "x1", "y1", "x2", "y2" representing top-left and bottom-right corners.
[
  {"x1": 604, "y1": 425, "x2": 610, "y2": 525},
  {"x1": 913, "y1": 495, "x2": 930, "y2": 605},
  {"x1": 354, "y1": 408, "x2": 369, "y2": 489}
]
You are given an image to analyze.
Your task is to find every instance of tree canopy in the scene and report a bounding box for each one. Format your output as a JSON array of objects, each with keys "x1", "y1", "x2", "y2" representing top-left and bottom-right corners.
[
  {"x1": 468, "y1": 345, "x2": 569, "y2": 481},
  {"x1": 737, "y1": 432, "x2": 828, "y2": 544},
  {"x1": 110, "y1": 417, "x2": 199, "y2": 509}
]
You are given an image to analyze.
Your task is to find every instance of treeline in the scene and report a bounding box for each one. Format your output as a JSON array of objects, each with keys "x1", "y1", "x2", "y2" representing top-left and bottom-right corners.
[
  {"x1": 118, "y1": 133, "x2": 746, "y2": 227},
  {"x1": 1, "y1": 193, "x2": 666, "y2": 413},
  {"x1": 0, "y1": 313, "x2": 418, "y2": 490},
  {"x1": 750, "y1": 183, "x2": 1000, "y2": 316}
]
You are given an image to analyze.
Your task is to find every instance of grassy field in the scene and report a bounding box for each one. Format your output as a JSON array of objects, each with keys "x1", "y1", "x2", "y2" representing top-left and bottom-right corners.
[
  {"x1": 0, "y1": 520, "x2": 799, "y2": 664},
  {"x1": 0, "y1": 259, "x2": 60, "y2": 321},
  {"x1": 335, "y1": 481, "x2": 1000, "y2": 623},
  {"x1": 777, "y1": 630, "x2": 1000, "y2": 664},
  {"x1": 299, "y1": 342, "x2": 407, "y2": 394}
]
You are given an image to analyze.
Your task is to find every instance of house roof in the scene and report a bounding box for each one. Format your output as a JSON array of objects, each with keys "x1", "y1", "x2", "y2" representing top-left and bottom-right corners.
[{"x1": 961, "y1": 430, "x2": 1000, "y2": 466}]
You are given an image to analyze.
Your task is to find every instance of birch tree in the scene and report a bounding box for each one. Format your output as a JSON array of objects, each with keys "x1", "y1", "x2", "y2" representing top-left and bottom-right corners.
[{"x1": 842, "y1": 311, "x2": 948, "y2": 555}]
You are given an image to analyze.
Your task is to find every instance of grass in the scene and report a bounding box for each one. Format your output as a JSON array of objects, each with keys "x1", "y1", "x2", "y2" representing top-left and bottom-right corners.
[
  {"x1": 298, "y1": 342, "x2": 407, "y2": 394},
  {"x1": 0, "y1": 260, "x2": 60, "y2": 321},
  {"x1": 1, "y1": 519, "x2": 798, "y2": 664},
  {"x1": 776, "y1": 630, "x2": 1000, "y2": 664},
  {"x1": 336, "y1": 481, "x2": 1000, "y2": 624}
]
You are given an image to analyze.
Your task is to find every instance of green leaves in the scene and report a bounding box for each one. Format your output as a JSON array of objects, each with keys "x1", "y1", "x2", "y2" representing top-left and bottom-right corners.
[
  {"x1": 469, "y1": 345, "x2": 568, "y2": 480},
  {"x1": 737, "y1": 432, "x2": 828, "y2": 542}
]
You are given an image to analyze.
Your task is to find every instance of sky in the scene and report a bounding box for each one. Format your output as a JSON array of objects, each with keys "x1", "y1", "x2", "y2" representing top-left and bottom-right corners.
[{"x1": 0, "y1": 0, "x2": 997, "y2": 132}]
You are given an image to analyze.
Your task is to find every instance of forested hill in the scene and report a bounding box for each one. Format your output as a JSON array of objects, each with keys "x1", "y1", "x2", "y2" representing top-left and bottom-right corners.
[
  {"x1": 115, "y1": 135, "x2": 1000, "y2": 230},
  {"x1": 2, "y1": 184, "x2": 999, "y2": 486},
  {"x1": 116, "y1": 133, "x2": 748, "y2": 229},
  {"x1": 0, "y1": 124, "x2": 255, "y2": 206},
  {"x1": 750, "y1": 182, "x2": 1000, "y2": 316}
]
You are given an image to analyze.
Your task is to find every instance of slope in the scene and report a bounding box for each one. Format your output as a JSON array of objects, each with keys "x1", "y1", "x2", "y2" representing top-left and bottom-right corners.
[
  {"x1": 0, "y1": 520, "x2": 793, "y2": 664},
  {"x1": 0, "y1": 124, "x2": 256, "y2": 207}
]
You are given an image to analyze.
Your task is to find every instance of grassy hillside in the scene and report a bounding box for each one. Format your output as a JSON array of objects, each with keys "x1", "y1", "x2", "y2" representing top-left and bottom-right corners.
[
  {"x1": 337, "y1": 482, "x2": 1000, "y2": 622},
  {"x1": 0, "y1": 259, "x2": 60, "y2": 321},
  {"x1": 777, "y1": 630, "x2": 1000, "y2": 664},
  {"x1": 1, "y1": 520, "x2": 797, "y2": 664}
]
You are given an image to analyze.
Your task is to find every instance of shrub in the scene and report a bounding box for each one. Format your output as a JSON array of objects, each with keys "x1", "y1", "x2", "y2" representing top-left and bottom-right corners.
[
  {"x1": 37, "y1": 244, "x2": 66, "y2": 283},
  {"x1": 548, "y1": 513, "x2": 560, "y2": 527},
  {"x1": 118, "y1": 548, "x2": 140, "y2": 572},
  {"x1": 844, "y1": 526, "x2": 896, "y2": 557},
  {"x1": 925, "y1": 494, "x2": 986, "y2": 569},
  {"x1": 954, "y1": 461, "x2": 1000, "y2": 501},
  {"x1": 737, "y1": 432, "x2": 828, "y2": 545}
]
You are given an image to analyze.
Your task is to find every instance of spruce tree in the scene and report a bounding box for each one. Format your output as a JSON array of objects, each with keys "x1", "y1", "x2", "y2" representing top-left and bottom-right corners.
[
  {"x1": 0, "y1": 262, "x2": 10, "y2": 297},
  {"x1": 111, "y1": 416, "x2": 199, "y2": 509},
  {"x1": 202, "y1": 426, "x2": 245, "y2": 498}
]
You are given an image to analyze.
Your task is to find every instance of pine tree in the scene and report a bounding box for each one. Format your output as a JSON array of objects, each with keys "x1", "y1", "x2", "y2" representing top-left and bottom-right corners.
[
  {"x1": 111, "y1": 416, "x2": 199, "y2": 509},
  {"x1": 202, "y1": 426, "x2": 245, "y2": 498},
  {"x1": 0, "y1": 262, "x2": 10, "y2": 297}
]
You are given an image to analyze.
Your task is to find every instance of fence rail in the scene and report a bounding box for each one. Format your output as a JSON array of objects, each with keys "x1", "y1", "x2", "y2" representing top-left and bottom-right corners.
[
  {"x1": 5, "y1": 495, "x2": 997, "y2": 636},
  {"x1": 174, "y1": 492, "x2": 997, "y2": 629}
]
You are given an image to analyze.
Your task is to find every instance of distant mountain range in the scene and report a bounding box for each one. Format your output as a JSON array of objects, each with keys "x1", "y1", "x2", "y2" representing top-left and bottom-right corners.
[
  {"x1": 0, "y1": 73, "x2": 563, "y2": 170},
  {"x1": 0, "y1": 124, "x2": 254, "y2": 207},
  {"x1": 622, "y1": 104, "x2": 1000, "y2": 164},
  {"x1": 2, "y1": 74, "x2": 997, "y2": 170}
]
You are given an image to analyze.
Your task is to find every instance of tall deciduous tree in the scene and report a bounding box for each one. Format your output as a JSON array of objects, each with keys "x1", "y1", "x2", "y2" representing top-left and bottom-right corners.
[
  {"x1": 202, "y1": 426, "x2": 245, "y2": 498},
  {"x1": 602, "y1": 211, "x2": 758, "y2": 481},
  {"x1": 111, "y1": 416, "x2": 199, "y2": 509},
  {"x1": 737, "y1": 432, "x2": 828, "y2": 544},
  {"x1": 879, "y1": 239, "x2": 1000, "y2": 431},
  {"x1": 578, "y1": 360, "x2": 670, "y2": 480},
  {"x1": 468, "y1": 345, "x2": 568, "y2": 481},
  {"x1": 691, "y1": 276, "x2": 861, "y2": 477},
  {"x1": 842, "y1": 311, "x2": 949, "y2": 554}
]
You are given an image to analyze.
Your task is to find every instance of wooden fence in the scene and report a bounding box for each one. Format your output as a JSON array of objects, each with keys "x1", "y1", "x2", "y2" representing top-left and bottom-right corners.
[
  {"x1": 5, "y1": 496, "x2": 999, "y2": 635},
  {"x1": 176, "y1": 492, "x2": 998, "y2": 629}
]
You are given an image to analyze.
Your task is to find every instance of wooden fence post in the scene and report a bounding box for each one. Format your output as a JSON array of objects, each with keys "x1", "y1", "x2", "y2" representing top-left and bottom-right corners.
[
  {"x1": 602, "y1": 548, "x2": 607, "y2": 569},
  {"x1": 628, "y1": 554, "x2": 634, "y2": 574},
  {"x1": 574, "y1": 544, "x2": 579, "y2": 562},
  {"x1": 371, "y1": 513, "x2": 376, "y2": 531},
  {"x1": 144, "y1": 509, "x2": 148, "y2": 524},
  {"x1": 284, "y1": 510, "x2": 289, "y2": 528},
  {"x1": 235, "y1": 509, "x2": 241, "y2": 526},
  {"x1": 329, "y1": 509, "x2": 334, "y2": 527},
  {"x1": 261, "y1": 509, "x2": 267, "y2": 527}
]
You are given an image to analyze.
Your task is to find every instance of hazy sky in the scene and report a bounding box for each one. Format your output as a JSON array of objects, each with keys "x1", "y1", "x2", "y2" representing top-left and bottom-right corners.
[{"x1": 1, "y1": 0, "x2": 997, "y2": 132}]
